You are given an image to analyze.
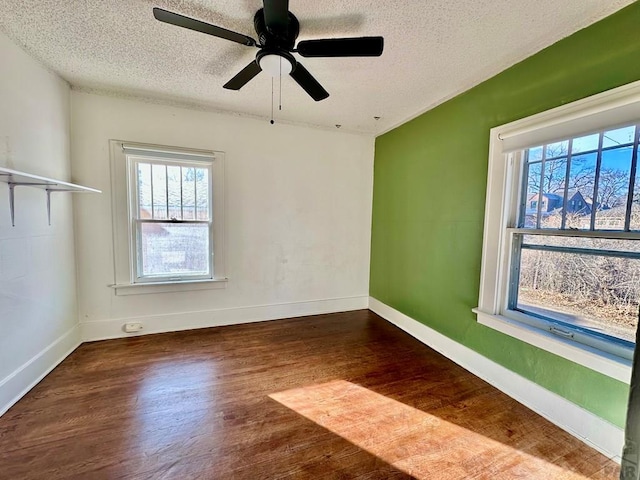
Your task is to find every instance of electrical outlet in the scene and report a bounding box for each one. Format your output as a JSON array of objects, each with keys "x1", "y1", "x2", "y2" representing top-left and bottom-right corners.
[{"x1": 123, "y1": 322, "x2": 143, "y2": 333}]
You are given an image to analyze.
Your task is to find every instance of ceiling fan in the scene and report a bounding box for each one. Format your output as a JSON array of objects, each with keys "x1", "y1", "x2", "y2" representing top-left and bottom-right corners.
[{"x1": 153, "y1": 1, "x2": 384, "y2": 101}]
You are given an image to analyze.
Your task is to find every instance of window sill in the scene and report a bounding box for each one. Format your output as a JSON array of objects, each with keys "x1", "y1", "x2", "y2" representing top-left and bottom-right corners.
[
  {"x1": 110, "y1": 278, "x2": 228, "y2": 296},
  {"x1": 473, "y1": 308, "x2": 632, "y2": 384}
]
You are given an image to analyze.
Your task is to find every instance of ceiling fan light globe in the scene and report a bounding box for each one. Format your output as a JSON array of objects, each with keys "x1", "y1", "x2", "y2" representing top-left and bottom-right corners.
[{"x1": 259, "y1": 54, "x2": 293, "y2": 76}]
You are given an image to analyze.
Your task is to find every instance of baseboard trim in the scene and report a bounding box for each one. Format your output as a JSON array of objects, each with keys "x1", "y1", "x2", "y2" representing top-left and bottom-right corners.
[
  {"x1": 368, "y1": 297, "x2": 624, "y2": 462},
  {"x1": 0, "y1": 325, "x2": 81, "y2": 417},
  {"x1": 81, "y1": 295, "x2": 370, "y2": 342}
]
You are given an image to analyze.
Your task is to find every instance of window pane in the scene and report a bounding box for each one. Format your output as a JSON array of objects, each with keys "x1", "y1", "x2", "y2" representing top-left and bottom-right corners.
[
  {"x1": 152, "y1": 163, "x2": 168, "y2": 219},
  {"x1": 571, "y1": 134, "x2": 600, "y2": 154},
  {"x1": 546, "y1": 140, "x2": 569, "y2": 159},
  {"x1": 167, "y1": 166, "x2": 182, "y2": 220},
  {"x1": 603, "y1": 125, "x2": 636, "y2": 148},
  {"x1": 139, "y1": 222, "x2": 210, "y2": 277},
  {"x1": 182, "y1": 167, "x2": 196, "y2": 220},
  {"x1": 528, "y1": 146, "x2": 543, "y2": 162},
  {"x1": 523, "y1": 162, "x2": 541, "y2": 228},
  {"x1": 195, "y1": 168, "x2": 209, "y2": 220},
  {"x1": 137, "y1": 162, "x2": 152, "y2": 219},
  {"x1": 516, "y1": 239, "x2": 639, "y2": 343},
  {"x1": 566, "y1": 152, "x2": 597, "y2": 229},
  {"x1": 539, "y1": 157, "x2": 567, "y2": 229},
  {"x1": 594, "y1": 146, "x2": 633, "y2": 230}
]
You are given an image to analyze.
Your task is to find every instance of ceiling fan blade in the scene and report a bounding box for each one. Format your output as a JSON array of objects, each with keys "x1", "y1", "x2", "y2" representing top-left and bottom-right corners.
[
  {"x1": 289, "y1": 62, "x2": 329, "y2": 101},
  {"x1": 297, "y1": 37, "x2": 384, "y2": 57},
  {"x1": 263, "y1": 0, "x2": 289, "y2": 31},
  {"x1": 223, "y1": 61, "x2": 262, "y2": 90},
  {"x1": 153, "y1": 8, "x2": 256, "y2": 47}
]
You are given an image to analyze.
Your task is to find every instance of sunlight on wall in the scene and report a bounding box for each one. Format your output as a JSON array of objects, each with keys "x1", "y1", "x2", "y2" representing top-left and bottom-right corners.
[{"x1": 270, "y1": 380, "x2": 615, "y2": 479}]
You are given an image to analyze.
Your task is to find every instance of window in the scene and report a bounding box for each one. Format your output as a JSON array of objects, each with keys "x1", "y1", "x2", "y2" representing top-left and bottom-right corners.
[
  {"x1": 513, "y1": 125, "x2": 638, "y2": 355},
  {"x1": 130, "y1": 156, "x2": 212, "y2": 281},
  {"x1": 110, "y1": 141, "x2": 226, "y2": 295},
  {"x1": 475, "y1": 81, "x2": 640, "y2": 382}
]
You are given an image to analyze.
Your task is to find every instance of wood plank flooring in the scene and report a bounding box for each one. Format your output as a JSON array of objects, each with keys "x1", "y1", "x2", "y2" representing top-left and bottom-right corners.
[{"x1": 0, "y1": 310, "x2": 621, "y2": 479}]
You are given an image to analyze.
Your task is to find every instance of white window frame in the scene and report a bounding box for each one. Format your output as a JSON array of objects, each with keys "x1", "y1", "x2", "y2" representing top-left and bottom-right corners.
[
  {"x1": 474, "y1": 81, "x2": 640, "y2": 384},
  {"x1": 128, "y1": 155, "x2": 214, "y2": 283},
  {"x1": 109, "y1": 140, "x2": 227, "y2": 295}
]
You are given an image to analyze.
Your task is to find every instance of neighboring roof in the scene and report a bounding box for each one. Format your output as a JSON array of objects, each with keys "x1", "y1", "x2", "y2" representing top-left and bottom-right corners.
[
  {"x1": 527, "y1": 193, "x2": 564, "y2": 201},
  {"x1": 543, "y1": 193, "x2": 563, "y2": 201},
  {"x1": 567, "y1": 190, "x2": 583, "y2": 198}
]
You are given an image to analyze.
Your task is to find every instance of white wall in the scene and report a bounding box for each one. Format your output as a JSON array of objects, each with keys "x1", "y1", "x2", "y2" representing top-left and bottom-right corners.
[
  {"x1": 0, "y1": 33, "x2": 80, "y2": 414},
  {"x1": 71, "y1": 92, "x2": 374, "y2": 340}
]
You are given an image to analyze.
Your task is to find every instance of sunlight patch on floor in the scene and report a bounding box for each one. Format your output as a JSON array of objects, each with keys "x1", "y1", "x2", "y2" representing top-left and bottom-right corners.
[{"x1": 270, "y1": 380, "x2": 604, "y2": 479}]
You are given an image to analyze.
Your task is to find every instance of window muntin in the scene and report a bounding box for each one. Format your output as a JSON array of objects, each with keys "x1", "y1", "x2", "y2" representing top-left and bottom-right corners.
[
  {"x1": 506, "y1": 123, "x2": 640, "y2": 357},
  {"x1": 128, "y1": 155, "x2": 214, "y2": 283}
]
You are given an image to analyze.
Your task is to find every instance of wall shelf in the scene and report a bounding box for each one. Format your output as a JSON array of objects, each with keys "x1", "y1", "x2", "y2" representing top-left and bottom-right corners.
[{"x1": 0, "y1": 167, "x2": 101, "y2": 226}]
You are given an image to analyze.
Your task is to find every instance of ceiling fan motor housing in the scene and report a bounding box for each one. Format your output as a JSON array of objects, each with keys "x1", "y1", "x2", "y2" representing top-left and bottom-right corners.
[{"x1": 253, "y1": 8, "x2": 299, "y2": 50}]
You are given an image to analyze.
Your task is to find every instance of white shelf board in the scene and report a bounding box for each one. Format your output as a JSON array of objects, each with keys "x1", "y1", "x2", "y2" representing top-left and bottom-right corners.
[
  {"x1": 0, "y1": 167, "x2": 100, "y2": 226},
  {"x1": 0, "y1": 167, "x2": 101, "y2": 193}
]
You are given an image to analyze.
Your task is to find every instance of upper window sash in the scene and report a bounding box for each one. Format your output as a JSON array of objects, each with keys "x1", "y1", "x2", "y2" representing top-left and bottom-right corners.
[
  {"x1": 128, "y1": 155, "x2": 213, "y2": 223},
  {"x1": 515, "y1": 124, "x2": 640, "y2": 234}
]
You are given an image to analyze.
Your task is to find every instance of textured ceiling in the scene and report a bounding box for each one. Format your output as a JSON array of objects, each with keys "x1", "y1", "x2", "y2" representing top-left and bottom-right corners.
[{"x1": 0, "y1": 0, "x2": 633, "y2": 134}]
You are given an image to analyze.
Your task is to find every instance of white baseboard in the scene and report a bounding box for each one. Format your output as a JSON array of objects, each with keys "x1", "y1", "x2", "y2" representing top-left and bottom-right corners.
[
  {"x1": 0, "y1": 325, "x2": 81, "y2": 417},
  {"x1": 81, "y1": 295, "x2": 369, "y2": 342},
  {"x1": 369, "y1": 297, "x2": 624, "y2": 462}
]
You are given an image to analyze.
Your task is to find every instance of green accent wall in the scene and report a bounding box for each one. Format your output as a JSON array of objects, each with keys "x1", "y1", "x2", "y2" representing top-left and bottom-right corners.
[{"x1": 371, "y1": 3, "x2": 640, "y2": 428}]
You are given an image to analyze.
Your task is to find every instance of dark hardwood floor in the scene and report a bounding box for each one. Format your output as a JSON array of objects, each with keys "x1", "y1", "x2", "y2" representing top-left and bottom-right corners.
[{"x1": 0, "y1": 310, "x2": 620, "y2": 479}]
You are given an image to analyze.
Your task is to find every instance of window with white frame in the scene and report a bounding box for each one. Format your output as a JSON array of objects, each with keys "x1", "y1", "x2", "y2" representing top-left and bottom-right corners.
[
  {"x1": 476, "y1": 82, "x2": 640, "y2": 381},
  {"x1": 110, "y1": 141, "x2": 226, "y2": 294},
  {"x1": 130, "y1": 155, "x2": 213, "y2": 281}
]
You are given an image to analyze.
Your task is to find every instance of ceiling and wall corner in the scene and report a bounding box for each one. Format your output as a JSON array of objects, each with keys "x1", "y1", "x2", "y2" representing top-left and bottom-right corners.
[{"x1": 0, "y1": 0, "x2": 633, "y2": 135}]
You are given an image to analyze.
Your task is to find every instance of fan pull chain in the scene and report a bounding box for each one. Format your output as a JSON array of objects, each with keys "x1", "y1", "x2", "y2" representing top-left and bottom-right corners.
[
  {"x1": 279, "y1": 57, "x2": 282, "y2": 111},
  {"x1": 270, "y1": 77, "x2": 275, "y2": 125}
]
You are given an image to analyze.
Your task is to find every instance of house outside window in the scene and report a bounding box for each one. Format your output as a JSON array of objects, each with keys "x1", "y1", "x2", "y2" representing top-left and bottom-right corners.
[
  {"x1": 109, "y1": 141, "x2": 226, "y2": 295},
  {"x1": 475, "y1": 81, "x2": 640, "y2": 382}
]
